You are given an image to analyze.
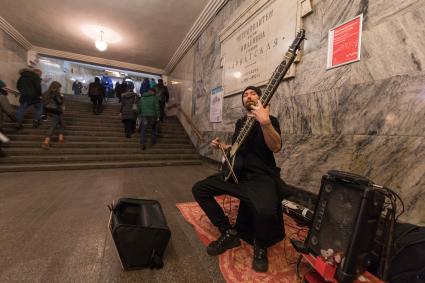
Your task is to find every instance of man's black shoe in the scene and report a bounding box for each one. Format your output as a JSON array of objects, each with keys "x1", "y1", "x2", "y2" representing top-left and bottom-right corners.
[
  {"x1": 207, "y1": 229, "x2": 241, "y2": 256},
  {"x1": 252, "y1": 243, "x2": 268, "y2": 272}
]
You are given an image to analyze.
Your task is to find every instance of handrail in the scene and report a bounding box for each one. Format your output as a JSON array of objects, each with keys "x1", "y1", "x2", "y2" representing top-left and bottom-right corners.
[{"x1": 177, "y1": 107, "x2": 204, "y2": 142}]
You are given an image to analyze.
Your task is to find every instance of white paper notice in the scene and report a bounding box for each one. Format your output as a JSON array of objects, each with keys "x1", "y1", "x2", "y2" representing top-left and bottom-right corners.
[{"x1": 210, "y1": 87, "x2": 224, "y2": 123}]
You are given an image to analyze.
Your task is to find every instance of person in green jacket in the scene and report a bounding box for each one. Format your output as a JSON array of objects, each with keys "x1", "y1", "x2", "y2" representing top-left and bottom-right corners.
[{"x1": 139, "y1": 87, "x2": 159, "y2": 150}]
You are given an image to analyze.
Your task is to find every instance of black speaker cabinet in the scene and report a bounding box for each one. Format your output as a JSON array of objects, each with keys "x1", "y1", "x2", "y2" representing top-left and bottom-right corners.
[
  {"x1": 108, "y1": 198, "x2": 171, "y2": 270},
  {"x1": 306, "y1": 171, "x2": 384, "y2": 283}
]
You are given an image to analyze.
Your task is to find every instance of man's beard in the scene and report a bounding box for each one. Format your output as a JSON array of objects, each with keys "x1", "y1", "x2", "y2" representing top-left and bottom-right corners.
[{"x1": 244, "y1": 101, "x2": 256, "y2": 111}]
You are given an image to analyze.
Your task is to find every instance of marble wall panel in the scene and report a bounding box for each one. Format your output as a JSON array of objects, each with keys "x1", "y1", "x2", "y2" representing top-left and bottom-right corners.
[
  {"x1": 362, "y1": 5, "x2": 425, "y2": 81},
  {"x1": 277, "y1": 87, "x2": 339, "y2": 135},
  {"x1": 278, "y1": 134, "x2": 425, "y2": 224},
  {"x1": 277, "y1": 134, "x2": 354, "y2": 190},
  {"x1": 319, "y1": 0, "x2": 367, "y2": 36},
  {"x1": 279, "y1": 74, "x2": 424, "y2": 136},
  {"x1": 169, "y1": 46, "x2": 195, "y2": 145},
  {"x1": 0, "y1": 29, "x2": 27, "y2": 91},
  {"x1": 368, "y1": 0, "x2": 422, "y2": 27},
  {"x1": 274, "y1": 72, "x2": 425, "y2": 137},
  {"x1": 293, "y1": 43, "x2": 380, "y2": 95},
  {"x1": 349, "y1": 135, "x2": 425, "y2": 224},
  {"x1": 336, "y1": 73, "x2": 425, "y2": 136}
]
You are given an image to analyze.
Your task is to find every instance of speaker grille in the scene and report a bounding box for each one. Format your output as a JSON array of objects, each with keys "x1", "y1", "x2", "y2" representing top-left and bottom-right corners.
[{"x1": 319, "y1": 181, "x2": 362, "y2": 253}]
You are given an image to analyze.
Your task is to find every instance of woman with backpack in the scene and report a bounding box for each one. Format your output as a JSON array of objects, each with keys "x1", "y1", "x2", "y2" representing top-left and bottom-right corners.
[{"x1": 41, "y1": 81, "x2": 65, "y2": 149}]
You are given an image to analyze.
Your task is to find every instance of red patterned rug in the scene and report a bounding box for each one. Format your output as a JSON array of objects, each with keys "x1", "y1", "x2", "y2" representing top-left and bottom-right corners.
[{"x1": 176, "y1": 197, "x2": 309, "y2": 283}]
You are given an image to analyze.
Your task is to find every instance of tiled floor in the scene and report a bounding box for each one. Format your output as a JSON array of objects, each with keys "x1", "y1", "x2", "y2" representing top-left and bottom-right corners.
[{"x1": 0, "y1": 165, "x2": 226, "y2": 282}]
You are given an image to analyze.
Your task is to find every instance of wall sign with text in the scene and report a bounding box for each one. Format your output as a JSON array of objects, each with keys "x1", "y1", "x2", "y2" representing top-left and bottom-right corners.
[
  {"x1": 327, "y1": 14, "x2": 363, "y2": 69},
  {"x1": 220, "y1": 0, "x2": 298, "y2": 96}
]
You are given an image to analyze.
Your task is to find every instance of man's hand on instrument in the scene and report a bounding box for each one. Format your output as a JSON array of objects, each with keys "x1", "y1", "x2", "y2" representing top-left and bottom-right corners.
[
  {"x1": 211, "y1": 138, "x2": 221, "y2": 150},
  {"x1": 211, "y1": 138, "x2": 230, "y2": 150},
  {"x1": 249, "y1": 101, "x2": 271, "y2": 125}
]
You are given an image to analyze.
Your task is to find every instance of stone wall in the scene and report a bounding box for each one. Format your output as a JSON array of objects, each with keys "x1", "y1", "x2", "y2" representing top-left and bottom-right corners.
[
  {"x1": 170, "y1": 0, "x2": 425, "y2": 225},
  {"x1": 168, "y1": 46, "x2": 197, "y2": 148},
  {"x1": 0, "y1": 28, "x2": 27, "y2": 105}
]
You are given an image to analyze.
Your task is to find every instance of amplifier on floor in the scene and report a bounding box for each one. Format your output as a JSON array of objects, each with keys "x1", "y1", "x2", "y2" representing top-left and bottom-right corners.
[
  {"x1": 305, "y1": 170, "x2": 384, "y2": 283},
  {"x1": 108, "y1": 198, "x2": 171, "y2": 270}
]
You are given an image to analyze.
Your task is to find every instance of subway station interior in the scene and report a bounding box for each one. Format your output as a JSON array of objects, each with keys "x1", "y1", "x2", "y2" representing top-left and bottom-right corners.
[{"x1": 0, "y1": 0, "x2": 424, "y2": 282}]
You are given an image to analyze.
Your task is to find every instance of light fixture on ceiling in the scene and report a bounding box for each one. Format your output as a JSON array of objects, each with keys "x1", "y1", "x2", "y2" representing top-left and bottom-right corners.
[{"x1": 95, "y1": 31, "x2": 107, "y2": 51}]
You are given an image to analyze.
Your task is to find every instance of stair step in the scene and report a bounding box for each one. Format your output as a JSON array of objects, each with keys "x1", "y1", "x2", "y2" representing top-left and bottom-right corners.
[
  {"x1": 3, "y1": 141, "x2": 194, "y2": 148},
  {"x1": 3, "y1": 128, "x2": 188, "y2": 138},
  {"x1": 2, "y1": 147, "x2": 196, "y2": 155},
  {"x1": 0, "y1": 160, "x2": 202, "y2": 173},
  {"x1": 16, "y1": 118, "x2": 181, "y2": 127},
  {"x1": 6, "y1": 134, "x2": 191, "y2": 143},
  {"x1": 0, "y1": 153, "x2": 201, "y2": 163},
  {"x1": 2, "y1": 122, "x2": 187, "y2": 133}
]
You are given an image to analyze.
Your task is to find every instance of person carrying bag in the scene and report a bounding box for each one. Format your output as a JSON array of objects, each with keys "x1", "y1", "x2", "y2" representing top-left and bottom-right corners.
[{"x1": 42, "y1": 81, "x2": 65, "y2": 149}]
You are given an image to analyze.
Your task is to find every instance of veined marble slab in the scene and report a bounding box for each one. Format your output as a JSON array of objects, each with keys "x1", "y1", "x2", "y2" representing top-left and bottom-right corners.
[
  {"x1": 350, "y1": 135, "x2": 425, "y2": 224},
  {"x1": 274, "y1": 72, "x2": 425, "y2": 136},
  {"x1": 278, "y1": 134, "x2": 425, "y2": 224},
  {"x1": 368, "y1": 0, "x2": 422, "y2": 27},
  {"x1": 0, "y1": 29, "x2": 27, "y2": 90},
  {"x1": 336, "y1": 73, "x2": 425, "y2": 136}
]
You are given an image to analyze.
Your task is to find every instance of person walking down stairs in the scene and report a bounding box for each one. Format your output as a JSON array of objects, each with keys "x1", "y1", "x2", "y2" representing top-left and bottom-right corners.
[
  {"x1": 119, "y1": 83, "x2": 138, "y2": 138},
  {"x1": 41, "y1": 81, "x2": 65, "y2": 150},
  {"x1": 139, "y1": 87, "x2": 159, "y2": 150}
]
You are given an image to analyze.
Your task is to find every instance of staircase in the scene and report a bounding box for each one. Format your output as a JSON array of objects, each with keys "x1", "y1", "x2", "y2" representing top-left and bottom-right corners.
[{"x1": 0, "y1": 95, "x2": 201, "y2": 172}]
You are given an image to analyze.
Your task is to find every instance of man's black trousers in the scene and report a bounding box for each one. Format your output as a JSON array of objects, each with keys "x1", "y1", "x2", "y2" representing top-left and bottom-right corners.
[
  {"x1": 159, "y1": 100, "x2": 166, "y2": 122},
  {"x1": 192, "y1": 173, "x2": 284, "y2": 248}
]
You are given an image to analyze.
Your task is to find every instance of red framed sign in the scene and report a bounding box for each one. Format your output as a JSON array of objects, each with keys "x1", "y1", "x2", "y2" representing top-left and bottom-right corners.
[{"x1": 327, "y1": 14, "x2": 363, "y2": 69}]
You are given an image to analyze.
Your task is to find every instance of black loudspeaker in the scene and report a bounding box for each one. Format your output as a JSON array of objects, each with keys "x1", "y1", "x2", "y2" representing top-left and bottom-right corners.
[
  {"x1": 108, "y1": 198, "x2": 171, "y2": 270},
  {"x1": 306, "y1": 171, "x2": 384, "y2": 283}
]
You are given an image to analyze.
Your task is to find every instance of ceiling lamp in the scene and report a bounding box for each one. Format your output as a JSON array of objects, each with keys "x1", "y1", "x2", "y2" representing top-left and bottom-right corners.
[{"x1": 95, "y1": 31, "x2": 107, "y2": 51}]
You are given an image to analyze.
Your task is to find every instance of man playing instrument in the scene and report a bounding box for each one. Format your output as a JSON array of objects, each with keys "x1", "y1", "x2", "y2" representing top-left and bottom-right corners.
[{"x1": 192, "y1": 85, "x2": 285, "y2": 273}]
